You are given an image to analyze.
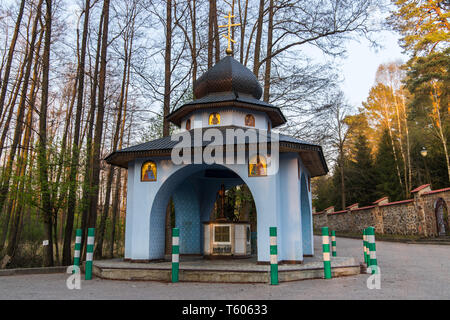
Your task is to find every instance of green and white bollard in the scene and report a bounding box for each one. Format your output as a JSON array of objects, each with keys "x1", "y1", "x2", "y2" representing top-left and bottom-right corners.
[
  {"x1": 363, "y1": 228, "x2": 368, "y2": 266},
  {"x1": 331, "y1": 230, "x2": 337, "y2": 257},
  {"x1": 322, "y1": 227, "x2": 332, "y2": 279},
  {"x1": 172, "y1": 228, "x2": 179, "y2": 283},
  {"x1": 73, "y1": 229, "x2": 82, "y2": 273},
  {"x1": 85, "y1": 228, "x2": 95, "y2": 280},
  {"x1": 366, "y1": 227, "x2": 378, "y2": 274},
  {"x1": 269, "y1": 227, "x2": 278, "y2": 285}
]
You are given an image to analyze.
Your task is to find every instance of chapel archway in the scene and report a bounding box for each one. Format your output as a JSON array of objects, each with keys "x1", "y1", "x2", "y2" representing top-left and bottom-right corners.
[{"x1": 148, "y1": 164, "x2": 260, "y2": 260}]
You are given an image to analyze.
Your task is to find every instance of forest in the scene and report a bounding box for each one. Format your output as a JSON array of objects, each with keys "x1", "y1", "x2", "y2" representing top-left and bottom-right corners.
[{"x1": 0, "y1": 0, "x2": 447, "y2": 268}]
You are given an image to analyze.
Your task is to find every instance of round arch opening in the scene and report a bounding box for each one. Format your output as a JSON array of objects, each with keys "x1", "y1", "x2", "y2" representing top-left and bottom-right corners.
[{"x1": 148, "y1": 164, "x2": 259, "y2": 261}]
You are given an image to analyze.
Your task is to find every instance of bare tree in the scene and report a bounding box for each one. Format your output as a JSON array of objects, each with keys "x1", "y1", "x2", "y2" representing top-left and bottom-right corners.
[
  {"x1": 38, "y1": 0, "x2": 54, "y2": 267},
  {"x1": 87, "y1": 0, "x2": 111, "y2": 234},
  {"x1": 62, "y1": 0, "x2": 91, "y2": 266},
  {"x1": 0, "y1": 0, "x2": 25, "y2": 120}
]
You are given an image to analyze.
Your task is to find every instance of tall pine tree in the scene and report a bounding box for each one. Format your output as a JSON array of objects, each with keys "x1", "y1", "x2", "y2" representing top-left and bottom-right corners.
[{"x1": 375, "y1": 129, "x2": 404, "y2": 201}]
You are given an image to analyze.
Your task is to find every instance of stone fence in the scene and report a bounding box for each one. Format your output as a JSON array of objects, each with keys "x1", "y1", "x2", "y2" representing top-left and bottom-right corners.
[{"x1": 313, "y1": 184, "x2": 450, "y2": 237}]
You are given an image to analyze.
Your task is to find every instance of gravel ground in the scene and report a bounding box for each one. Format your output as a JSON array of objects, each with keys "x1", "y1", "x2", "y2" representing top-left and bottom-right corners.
[{"x1": 0, "y1": 236, "x2": 449, "y2": 300}]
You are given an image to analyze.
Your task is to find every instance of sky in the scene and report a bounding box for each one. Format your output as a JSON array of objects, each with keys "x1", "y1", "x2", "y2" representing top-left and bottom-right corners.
[
  {"x1": 339, "y1": 30, "x2": 409, "y2": 110},
  {"x1": 2, "y1": 0, "x2": 409, "y2": 114}
]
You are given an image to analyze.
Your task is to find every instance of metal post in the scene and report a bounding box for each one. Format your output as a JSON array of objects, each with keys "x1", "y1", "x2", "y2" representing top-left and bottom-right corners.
[
  {"x1": 366, "y1": 227, "x2": 378, "y2": 274},
  {"x1": 331, "y1": 230, "x2": 337, "y2": 257},
  {"x1": 269, "y1": 227, "x2": 278, "y2": 285},
  {"x1": 322, "y1": 227, "x2": 332, "y2": 279},
  {"x1": 73, "y1": 229, "x2": 82, "y2": 273},
  {"x1": 363, "y1": 228, "x2": 368, "y2": 265},
  {"x1": 172, "y1": 228, "x2": 180, "y2": 283},
  {"x1": 85, "y1": 228, "x2": 95, "y2": 280}
]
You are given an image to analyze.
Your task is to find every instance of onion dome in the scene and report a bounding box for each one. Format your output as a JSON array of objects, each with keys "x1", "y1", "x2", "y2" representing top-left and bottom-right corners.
[{"x1": 194, "y1": 55, "x2": 262, "y2": 100}]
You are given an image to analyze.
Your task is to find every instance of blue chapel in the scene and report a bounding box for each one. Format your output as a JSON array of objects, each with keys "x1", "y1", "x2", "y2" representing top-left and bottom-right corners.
[{"x1": 106, "y1": 53, "x2": 328, "y2": 264}]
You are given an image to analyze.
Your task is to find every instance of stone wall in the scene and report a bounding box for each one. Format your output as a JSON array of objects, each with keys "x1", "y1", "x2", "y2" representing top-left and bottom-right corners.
[{"x1": 313, "y1": 185, "x2": 450, "y2": 237}]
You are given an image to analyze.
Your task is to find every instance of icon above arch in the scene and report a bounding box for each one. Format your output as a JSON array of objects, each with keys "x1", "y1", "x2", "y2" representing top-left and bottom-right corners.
[
  {"x1": 248, "y1": 154, "x2": 267, "y2": 177},
  {"x1": 141, "y1": 161, "x2": 157, "y2": 182}
]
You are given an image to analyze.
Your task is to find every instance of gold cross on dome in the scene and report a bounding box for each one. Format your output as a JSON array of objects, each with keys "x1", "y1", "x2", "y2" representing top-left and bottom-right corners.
[{"x1": 219, "y1": 11, "x2": 240, "y2": 55}]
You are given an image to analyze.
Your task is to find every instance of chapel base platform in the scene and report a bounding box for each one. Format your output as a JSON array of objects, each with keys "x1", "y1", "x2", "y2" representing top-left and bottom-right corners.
[{"x1": 92, "y1": 255, "x2": 361, "y2": 283}]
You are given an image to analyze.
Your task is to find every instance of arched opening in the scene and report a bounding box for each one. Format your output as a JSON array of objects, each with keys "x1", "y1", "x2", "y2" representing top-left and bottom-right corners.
[
  {"x1": 435, "y1": 198, "x2": 449, "y2": 236},
  {"x1": 185, "y1": 118, "x2": 191, "y2": 130},
  {"x1": 149, "y1": 164, "x2": 258, "y2": 260}
]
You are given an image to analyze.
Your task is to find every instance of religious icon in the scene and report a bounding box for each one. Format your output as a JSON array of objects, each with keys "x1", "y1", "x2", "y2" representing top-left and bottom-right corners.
[
  {"x1": 186, "y1": 119, "x2": 191, "y2": 130},
  {"x1": 245, "y1": 114, "x2": 255, "y2": 127},
  {"x1": 209, "y1": 113, "x2": 220, "y2": 125},
  {"x1": 248, "y1": 154, "x2": 267, "y2": 177},
  {"x1": 141, "y1": 161, "x2": 157, "y2": 181}
]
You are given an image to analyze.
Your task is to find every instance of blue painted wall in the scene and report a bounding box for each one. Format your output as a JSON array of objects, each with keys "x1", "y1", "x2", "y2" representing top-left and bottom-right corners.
[
  {"x1": 173, "y1": 179, "x2": 202, "y2": 254},
  {"x1": 124, "y1": 152, "x2": 312, "y2": 262},
  {"x1": 279, "y1": 153, "x2": 303, "y2": 261}
]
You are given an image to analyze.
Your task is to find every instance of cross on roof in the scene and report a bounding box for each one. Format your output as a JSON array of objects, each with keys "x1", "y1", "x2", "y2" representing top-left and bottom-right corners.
[{"x1": 219, "y1": 11, "x2": 240, "y2": 55}]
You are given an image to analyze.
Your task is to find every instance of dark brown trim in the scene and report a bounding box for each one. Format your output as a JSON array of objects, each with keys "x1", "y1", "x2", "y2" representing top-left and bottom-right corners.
[
  {"x1": 280, "y1": 260, "x2": 304, "y2": 265},
  {"x1": 126, "y1": 259, "x2": 166, "y2": 263},
  {"x1": 105, "y1": 141, "x2": 328, "y2": 177},
  {"x1": 166, "y1": 101, "x2": 286, "y2": 128}
]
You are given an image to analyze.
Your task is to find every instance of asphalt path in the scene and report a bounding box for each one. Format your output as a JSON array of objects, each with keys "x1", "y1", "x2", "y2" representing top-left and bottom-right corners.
[{"x1": 0, "y1": 236, "x2": 448, "y2": 300}]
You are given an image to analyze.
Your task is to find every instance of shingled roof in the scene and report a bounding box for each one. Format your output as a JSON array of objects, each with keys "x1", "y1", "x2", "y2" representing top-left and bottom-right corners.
[
  {"x1": 166, "y1": 55, "x2": 287, "y2": 128},
  {"x1": 105, "y1": 126, "x2": 328, "y2": 177}
]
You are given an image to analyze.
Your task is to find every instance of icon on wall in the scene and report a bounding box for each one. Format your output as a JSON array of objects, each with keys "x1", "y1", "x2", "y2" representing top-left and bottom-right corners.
[{"x1": 141, "y1": 161, "x2": 157, "y2": 181}]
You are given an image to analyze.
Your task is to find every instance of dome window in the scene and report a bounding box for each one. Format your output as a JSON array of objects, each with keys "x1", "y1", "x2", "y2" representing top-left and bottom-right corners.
[
  {"x1": 245, "y1": 114, "x2": 255, "y2": 127},
  {"x1": 209, "y1": 113, "x2": 220, "y2": 125}
]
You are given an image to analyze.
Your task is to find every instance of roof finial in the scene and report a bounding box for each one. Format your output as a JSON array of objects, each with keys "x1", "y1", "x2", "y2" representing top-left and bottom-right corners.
[{"x1": 219, "y1": 1, "x2": 240, "y2": 56}]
